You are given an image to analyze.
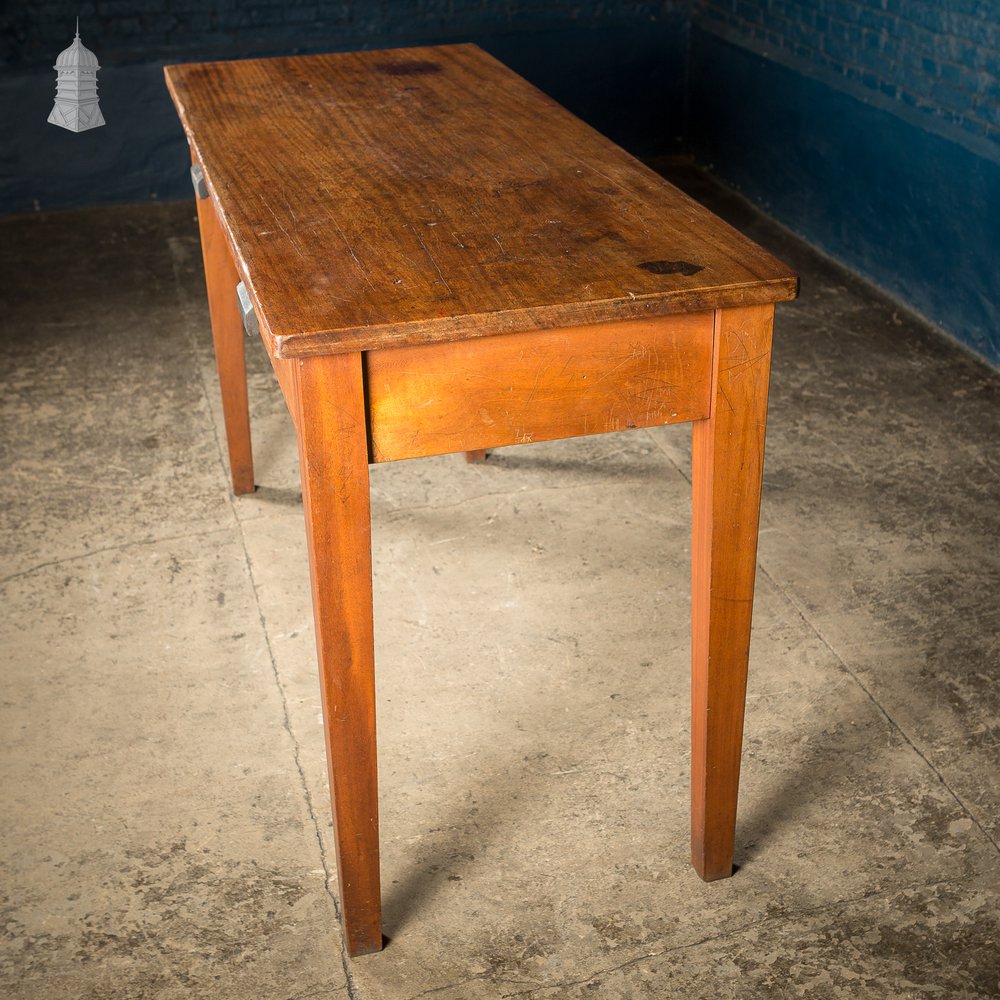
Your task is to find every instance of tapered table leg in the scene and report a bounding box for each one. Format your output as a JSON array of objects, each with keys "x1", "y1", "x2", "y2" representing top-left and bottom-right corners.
[
  {"x1": 294, "y1": 351, "x2": 382, "y2": 957},
  {"x1": 690, "y1": 304, "x2": 774, "y2": 882},
  {"x1": 193, "y1": 173, "x2": 255, "y2": 495}
]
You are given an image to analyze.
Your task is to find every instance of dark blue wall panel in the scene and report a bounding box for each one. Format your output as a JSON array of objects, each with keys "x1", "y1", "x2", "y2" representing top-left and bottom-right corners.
[
  {"x1": 4, "y1": 1, "x2": 996, "y2": 364},
  {"x1": 689, "y1": 27, "x2": 1000, "y2": 366},
  {"x1": 0, "y1": 2, "x2": 689, "y2": 215}
]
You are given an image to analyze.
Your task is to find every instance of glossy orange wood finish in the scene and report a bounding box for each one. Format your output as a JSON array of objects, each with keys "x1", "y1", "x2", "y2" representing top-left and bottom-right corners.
[
  {"x1": 165, "y1": 45, "x2": 796, "y2": 360},
  {"x1": 192, "y1": 166, "x2": 255, "y2": 494},
  {"x1": 366, "y1": 314, "x2": 713, "y2": 462},
  {"x1": 169, "y1": 43, "x2": 798, "y2": 959},
  {"x1": 691, "y1": 304, "x2": 774, "y2": 881},
  {"x1": 267, "y1": 351, "x2": 299, "y2": 431},
  {"x1": 295, "y1": 352, "x2": 382, "y2": 957}
]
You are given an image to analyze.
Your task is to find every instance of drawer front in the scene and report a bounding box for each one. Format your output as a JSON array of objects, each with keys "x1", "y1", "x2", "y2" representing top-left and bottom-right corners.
[{"x1": 366, "y1": 312, "x2": 713, "y2": 463}]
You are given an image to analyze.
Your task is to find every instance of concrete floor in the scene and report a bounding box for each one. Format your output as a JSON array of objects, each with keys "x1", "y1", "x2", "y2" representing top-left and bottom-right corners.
[{"x1": 1, "y1": 169, "x2": 998, "y2": 1000}]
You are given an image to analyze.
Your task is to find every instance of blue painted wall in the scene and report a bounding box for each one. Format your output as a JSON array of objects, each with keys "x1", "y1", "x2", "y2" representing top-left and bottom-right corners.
[
  {"x1": 3, "y1": 0, "x2": 997, "y2": 363},
  {"x1": 688, "y1": 3, "x2": 1000, "y2": 365},
  {"x1": 0, "y1": 1, "x2": 690, "y2": 214}
]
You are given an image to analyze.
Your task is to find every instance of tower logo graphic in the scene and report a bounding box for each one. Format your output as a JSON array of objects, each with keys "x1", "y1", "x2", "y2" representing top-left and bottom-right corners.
[{"x1": 49, "y1": 19, "x2": 105, "y2": 132}]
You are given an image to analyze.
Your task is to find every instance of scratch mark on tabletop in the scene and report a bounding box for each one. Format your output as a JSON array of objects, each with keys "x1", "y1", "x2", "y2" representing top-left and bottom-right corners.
[
  {"x1": 331, "y1": 217, "x2": 377, "y2": 292},
  {"x1": 409, "y1": 224, "x2": 454, "y2": 296},
  {"x1": 259, "y1": 196, "x2": 307, "y2": 258},
  {"x1": 282, "y1": 192, "x2": 298, "y2": 226},
  {"x1": 568, "y1": 153, "x2": 619, "y2": 192}
]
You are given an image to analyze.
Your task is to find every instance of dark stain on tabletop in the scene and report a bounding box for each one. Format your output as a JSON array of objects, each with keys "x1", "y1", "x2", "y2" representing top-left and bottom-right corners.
[
  {"x1": 375, "y1": 60, "x2": 442, "y2": 76},
  {"x1": 638, "y1": 259, "x2": 704, "y2": 276}
]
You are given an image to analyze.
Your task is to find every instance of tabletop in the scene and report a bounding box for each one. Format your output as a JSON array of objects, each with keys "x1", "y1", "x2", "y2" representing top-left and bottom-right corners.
[{"x1": 165, "y1": 43, "x2": 797, "y2": 358}]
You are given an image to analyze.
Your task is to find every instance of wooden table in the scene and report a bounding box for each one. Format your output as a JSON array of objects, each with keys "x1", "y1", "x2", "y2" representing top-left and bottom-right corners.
[{"x1": 165, "y1": 44, "x2": 797, "y2": 958}]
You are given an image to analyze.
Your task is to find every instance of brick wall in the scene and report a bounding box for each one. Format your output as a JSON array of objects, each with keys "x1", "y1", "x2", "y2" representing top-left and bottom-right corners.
[
  {"x1": 688, "y1": 1, "x2": 1000, "y2": 363},
  {"x1": 694, "y1": 0, "x2": 999, "y2": 152},
  {"x1": 3, "y1": 1, "x2": 685, "y2": 68}
]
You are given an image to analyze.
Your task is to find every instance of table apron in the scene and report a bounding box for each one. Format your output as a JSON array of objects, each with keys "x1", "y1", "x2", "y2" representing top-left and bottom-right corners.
[{"x1": 363, "y1": 312, "x2": 714, "y2": 463}]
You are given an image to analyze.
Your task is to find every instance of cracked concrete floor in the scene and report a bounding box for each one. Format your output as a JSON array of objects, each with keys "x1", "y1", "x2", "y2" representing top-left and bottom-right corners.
[{"x1": 2, "y1": 168, "x2": 998, "y2": 999}]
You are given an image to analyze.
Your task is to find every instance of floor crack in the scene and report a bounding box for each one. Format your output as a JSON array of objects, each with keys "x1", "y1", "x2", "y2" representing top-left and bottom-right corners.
[
  {"x1": 759, "y1": 564, "x2": 1000, "y2": 857},
  {"x1": 499, "y1": 871, "x2": 991, "y2": 996},
  {"x1": 235, "y1": 522, "x2": 361, "y2": 999},
  {"x1": 177, "y1": 217, "x2": 362, "y2": 998},
  {"x1": 0, "y1": 524, "x2": 235, "y2": 588},
  {"x1": 645, "y1": 421, "x2": 999, "y2": 859},
  {"x1": 403, "y1": 973, "x2": 492, "y2": 999}
]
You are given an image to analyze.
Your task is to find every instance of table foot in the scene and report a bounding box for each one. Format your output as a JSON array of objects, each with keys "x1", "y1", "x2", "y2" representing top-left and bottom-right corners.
[
  {"x1": 464, "y1": 449, "x2": 489, "y2": 463},
  {"x1": 690, "y1": 304, "x2": 774, "y2": 883}
]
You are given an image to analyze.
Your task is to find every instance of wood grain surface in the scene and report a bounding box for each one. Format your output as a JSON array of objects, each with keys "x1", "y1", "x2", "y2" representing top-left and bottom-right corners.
[
  {"x1": 690, "y1": 303, "x2": 774, "y2": 882},
  {"x1": 294, "y1": 351, "x2": 382, "y2": 957},
  {"x1": 366, "y1": 313, "x2": 713, "y2": 462},
  {"x1": 193, "y1": 170, "x2": 255, "y2": 494},
  {"x1": 165, "y1": 45, "x2": 797, "y2": 358}
]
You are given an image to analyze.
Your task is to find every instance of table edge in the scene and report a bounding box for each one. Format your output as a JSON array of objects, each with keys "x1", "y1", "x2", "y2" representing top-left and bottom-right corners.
[{"x1": 269, "y1": 276, "x2": 799, "y2": 358}]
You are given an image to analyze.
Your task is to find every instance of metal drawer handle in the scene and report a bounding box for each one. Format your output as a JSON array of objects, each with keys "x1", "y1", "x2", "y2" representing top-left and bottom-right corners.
[
  {"x1": 236, "y1": 281, "x2": 258, "y2": 339},
  {"x1": 190, "y1": 163, "x2": 208, "y2": 200}
]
